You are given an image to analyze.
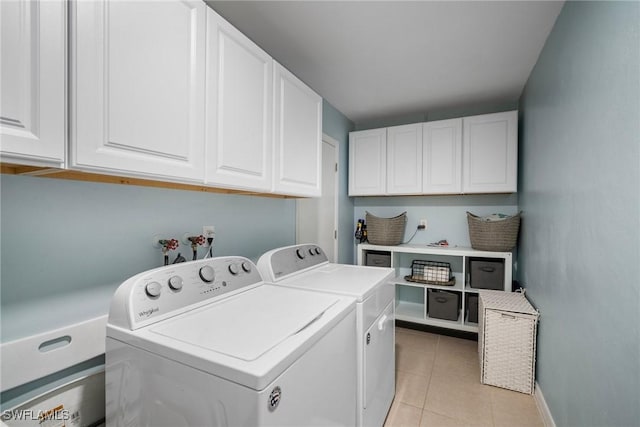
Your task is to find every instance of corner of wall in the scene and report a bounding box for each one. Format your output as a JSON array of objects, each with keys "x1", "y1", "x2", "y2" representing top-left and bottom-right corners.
[{"x1": 534, "y1": 382, "x2": 556, "y2": 427}]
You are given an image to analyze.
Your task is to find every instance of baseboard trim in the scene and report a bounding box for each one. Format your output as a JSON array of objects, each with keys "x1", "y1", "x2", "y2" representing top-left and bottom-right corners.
[
  {"x1": 395, "y1": 320, "x2": 478, "y2": 341},
  {"x1": 534, "y1": 381, "x2": 556, "y2": 427}
]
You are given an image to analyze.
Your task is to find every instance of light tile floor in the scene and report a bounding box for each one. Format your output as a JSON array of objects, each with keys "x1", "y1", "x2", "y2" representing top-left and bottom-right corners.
[{"x1": 384, "y1": 327, "x2": 544, "y2": 427}]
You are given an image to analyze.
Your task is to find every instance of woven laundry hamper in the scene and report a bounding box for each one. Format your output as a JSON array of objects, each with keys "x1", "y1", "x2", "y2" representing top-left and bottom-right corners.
[{"x1": 478, "y1": 290, "x2": 539, "y2": 394}]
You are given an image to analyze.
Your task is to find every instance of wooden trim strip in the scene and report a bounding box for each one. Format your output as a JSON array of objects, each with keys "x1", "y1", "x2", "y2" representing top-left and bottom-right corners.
[{"x1": 1, "y1": 163, "x2": 293, "y2": 199}]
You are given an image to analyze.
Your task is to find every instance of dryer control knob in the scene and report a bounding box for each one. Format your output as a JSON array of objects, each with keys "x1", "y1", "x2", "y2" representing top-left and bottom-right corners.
[
  {"x1": 314, "y1": 247, "x2": 321, "y2": 255},
  {"x1": 199, "y1": 265, "x2": 215, "y2": 283},
  {"x1": 241, "y1": 262, "x2": 252, "y2": 273},
  {"x1": 145, "y1": 281, "x2": 162, "y2": 298},
  {"x1": 168, "y1": 276, "x2": 183, "y2": 291},
  {"x1": 308, "y1": 248, "x2": 315, "y2": 256},
  {"x1": 228, "y1": 264, "x2": 239, "y2": 275},
  {"x1": 296, "y1": 248, "x2": 306, "y2": 260}
]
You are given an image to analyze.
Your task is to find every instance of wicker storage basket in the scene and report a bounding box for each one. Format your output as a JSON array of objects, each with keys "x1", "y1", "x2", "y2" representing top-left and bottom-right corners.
[
  {"x1": 366, "y1": 211, "x2": 407, "y2": 245},
  {"x1": 467, "y1": 212, "x2": 521, "y2": 251}
]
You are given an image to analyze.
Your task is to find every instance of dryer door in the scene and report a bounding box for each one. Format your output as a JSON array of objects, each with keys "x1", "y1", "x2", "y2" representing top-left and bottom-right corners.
[{"x1": 363, "y1": 300, "x2": 395, "y2": 427}]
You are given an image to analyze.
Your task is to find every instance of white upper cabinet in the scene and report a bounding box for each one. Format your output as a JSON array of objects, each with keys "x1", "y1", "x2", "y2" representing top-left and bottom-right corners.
[
  {"x1": 273, "y1": 61, "x2": 322, "y2": 197},
  {"x1": 349, "y1": 128, "x2": 387, "y2": 196},
  {"x1": 205, "y1": 10, "x2": 273, "y2": 192},
  {"x1": 348, "y1": 111, "x2": 517, "y2": 196},
  {"x1": 0, "y1": 0, "x2": 66, "y2": 167},
  {"x1": 462, "y1": 111, "x2": 518, "y2": 193},
  {"x1": 387, "y1": 123, "x2": 423, "y2": 195},
  {"x1": 71, "y1": 0, "x2": 206, "y2": 182},
  {"x1": 423, "y1": 118, "x2": 462, "y2": 194}
]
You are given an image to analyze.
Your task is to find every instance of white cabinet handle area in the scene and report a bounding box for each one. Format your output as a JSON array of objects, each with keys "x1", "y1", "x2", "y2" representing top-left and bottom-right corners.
[{"x1": 377, "y1": 314, "x2": 388, "y2": 331}]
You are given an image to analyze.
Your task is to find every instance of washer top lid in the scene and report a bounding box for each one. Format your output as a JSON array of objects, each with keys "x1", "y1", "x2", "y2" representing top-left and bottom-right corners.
[
  {"x1": 277, "y1": 264, "x2": 395, "y2": 301},
  {"x1": 149, "y1": 285, "x2": 340, "y2": 361}
]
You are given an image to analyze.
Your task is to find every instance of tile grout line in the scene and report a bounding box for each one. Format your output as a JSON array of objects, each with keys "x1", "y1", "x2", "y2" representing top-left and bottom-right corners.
[{"x1": 420, "y1": 334, "x2": 440, "y2": 414}]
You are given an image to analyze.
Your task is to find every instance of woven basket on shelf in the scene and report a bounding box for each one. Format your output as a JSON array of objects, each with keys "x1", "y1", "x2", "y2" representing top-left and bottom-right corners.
[
  {"x1": 467, "y1": 211, "x2": 521, "y2": 251},
  {"x1": 366, "y1": 211, "x2": 407, "y2": 246}
]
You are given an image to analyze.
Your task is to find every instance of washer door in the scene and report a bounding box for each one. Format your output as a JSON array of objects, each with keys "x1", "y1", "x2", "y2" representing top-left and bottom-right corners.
[{"x1": 363, "y1": 300, "x2": 395, "y2": 422}]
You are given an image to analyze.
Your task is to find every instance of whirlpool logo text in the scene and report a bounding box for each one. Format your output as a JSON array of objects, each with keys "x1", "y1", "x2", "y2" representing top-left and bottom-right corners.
[{"x1": 138, "y1": 307, "x2": 159, "y2": 318}]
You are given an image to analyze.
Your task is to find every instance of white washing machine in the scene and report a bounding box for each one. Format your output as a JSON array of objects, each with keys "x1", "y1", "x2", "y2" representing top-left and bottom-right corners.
[
  {"x1": 257, "y1": 244, "x2": 396, "y2": 427},
  {"x1": 106, "y1": 256, "x2": 357, "y2": 427}
]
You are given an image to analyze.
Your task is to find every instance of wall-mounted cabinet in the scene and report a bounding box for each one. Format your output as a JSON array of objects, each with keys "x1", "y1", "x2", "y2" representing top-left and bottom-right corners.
[
  {"x1": 272, "y1": 62, "x2": 323, "y2": 197},
  {"x1": 422, "y1": 118, "x2": 462, "y2": 194},
  {"x1": 0, "y1": 0, "x2": 66, "y2": 167},
  {"x1": 348, "y1": 111, "x2": 518, "y2": 196},
  {"x1": 463, "y1": 111, "x2": 518, "y2": 193},
  {"x1": 71, "y1": 0, "x2": 206, "y2": 182},
  {"x1": 357, "y1": 243, "x2": 512, "y2": 333},
  {"x1": 387, "y1": 124, "x2": 423, "y2": 195},
  {"x1": 348, "y1": 128, "x2": 387, "y2": 195},
  {"x1": 205, "y1": 9, "x2": 273, "y2": 192},
  {"x1": 4, "y1": 0, "x2": 322, "y2": 198}
]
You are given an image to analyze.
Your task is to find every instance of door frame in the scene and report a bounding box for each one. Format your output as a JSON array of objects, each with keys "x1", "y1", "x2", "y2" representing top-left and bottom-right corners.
[{"x1": 295, "y1": 133, "x2": 339, "y2": 262}]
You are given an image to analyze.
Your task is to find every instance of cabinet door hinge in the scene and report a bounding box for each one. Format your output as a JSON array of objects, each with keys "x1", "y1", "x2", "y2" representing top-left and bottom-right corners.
[{"x1": 335, "y1": 163, "x2": 338, "y2": 172}]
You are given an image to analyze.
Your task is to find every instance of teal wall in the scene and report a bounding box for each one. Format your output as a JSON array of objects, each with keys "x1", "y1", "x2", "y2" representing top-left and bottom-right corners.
[
  {"x1": 322, "y1": 99, "x2": 356, "y2": 264},
  {"x1": 518, "y1": 2, "x2": 640, "y2": 426}
]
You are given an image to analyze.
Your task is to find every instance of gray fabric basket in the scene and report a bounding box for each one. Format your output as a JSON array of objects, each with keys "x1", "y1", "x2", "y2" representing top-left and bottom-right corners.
[
  {"x1": 366, "y1": 211, "x2": 407, "y2": 246},
  {"x1": 467, "y1": 211, "x2": 521, "y2": 251}
]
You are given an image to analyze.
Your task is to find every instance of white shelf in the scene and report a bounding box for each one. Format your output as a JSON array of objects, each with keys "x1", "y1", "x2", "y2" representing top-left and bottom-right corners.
[
  {"x1": 358, "y1": 243, "x2": 513, "y2": 260},
  {"x1": 396, "y1": 300, "x2": 425, "y2": 319},
  {"x1": 396, "y1": 312, "x2": 478, "y2": 333},
  {"x1": 359, "y1": 243, "x2": 513, "y2": 333}
]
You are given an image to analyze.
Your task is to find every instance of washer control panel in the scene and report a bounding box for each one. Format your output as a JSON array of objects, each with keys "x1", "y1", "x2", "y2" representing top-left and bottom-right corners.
[
  {"x1": 108, "y1": 256, "x2": 262, "y2": 330},
  {"x1": 258, "y1": 244, "x2": 328, "y2": 281}
]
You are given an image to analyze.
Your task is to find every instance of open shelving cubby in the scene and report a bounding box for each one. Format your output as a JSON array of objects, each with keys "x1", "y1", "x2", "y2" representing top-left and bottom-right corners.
[{"x1": 357, "y1": 243, "x2": 513, "y2": 333}]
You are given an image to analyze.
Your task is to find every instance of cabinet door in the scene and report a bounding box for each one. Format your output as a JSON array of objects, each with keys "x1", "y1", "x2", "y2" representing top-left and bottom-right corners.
[
  {"x1": 0, "y1": 0, "x2": 66, "y2": 167},
  {"x1": 71, "y1": 0, "x2": 206, "y2": 182},
  {"x1": 348, "y1": 129, "x2": 387, "y2": 196},
  {"x1": 273, "y1": 61, "x2": 322, "y2": 197},
  {"x1": 462, "y1": 111, "x2": 518, "y2": 193},
  {"x1": 423, "y1": 119, "x2": 462, "y2": 194},
  {"x1": 386, "y1": 124, "x2": 422, "y2": 195},
  {"x1": 206, "y1": 10, "x2": 273, "y2": 191}
]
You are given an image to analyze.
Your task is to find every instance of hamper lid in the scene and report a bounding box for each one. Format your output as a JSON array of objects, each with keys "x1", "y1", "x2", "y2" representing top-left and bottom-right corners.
[{"x1": 479, "y1": 290, "x2": 538, "y2": 316}]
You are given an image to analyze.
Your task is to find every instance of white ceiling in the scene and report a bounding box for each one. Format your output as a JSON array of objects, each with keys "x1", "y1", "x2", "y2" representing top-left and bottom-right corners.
[{"x1": 207, "y1": 1, "x2": 564, "y2": 124}]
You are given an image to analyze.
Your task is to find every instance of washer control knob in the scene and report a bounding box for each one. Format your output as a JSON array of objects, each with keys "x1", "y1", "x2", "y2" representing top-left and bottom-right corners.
[
  {"x1": 228, "y1": 264, "x2": 239, "y2": 275},
  {"x1": 242, "y1": 262, "x2": 252, "y2": 273},
  {"x1": 199, "y1": 265, "x2": 215, "y2": 283},
  {"x1": 315, "y1": 247, "x2": 321, "y2": 255},
  {"x1": 296, "y1": 248, "x2": 306, "y2": 260},
  {"x1": 145, "y1": 281, "x2": 162, "y2": 298},
  {"x1": 168, "y1": 276, "x2": 183, "y2": 291},
  {"x1": 308, "y1": 248, "x2": 315, "y2": 256}
]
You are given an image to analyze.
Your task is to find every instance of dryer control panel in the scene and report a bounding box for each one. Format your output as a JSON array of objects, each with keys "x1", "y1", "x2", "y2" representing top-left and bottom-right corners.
[
  {"x1": 257, "y1": 244, "x2": 329, "y2": 281},
  {"x1": 108, "y1": 256, "x2": 263, "y2": 330}
]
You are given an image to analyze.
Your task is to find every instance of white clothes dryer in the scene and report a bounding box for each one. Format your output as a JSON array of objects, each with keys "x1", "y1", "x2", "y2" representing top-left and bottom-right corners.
[
  {"x1": 106, "y1": 256, "x2": 357, "y2": 427},
  {"x1": 257, "y1": 244, "x2": 396, "y2": 427}
]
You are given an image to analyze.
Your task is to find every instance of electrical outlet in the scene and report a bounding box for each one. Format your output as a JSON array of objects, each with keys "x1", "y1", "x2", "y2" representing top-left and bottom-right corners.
[
  {"x1": 203, "y1": 225, "x2": 215, "y2": 239},
  {"x1": 419, "y1": 219, "x2": 428, "y2": 230}
]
